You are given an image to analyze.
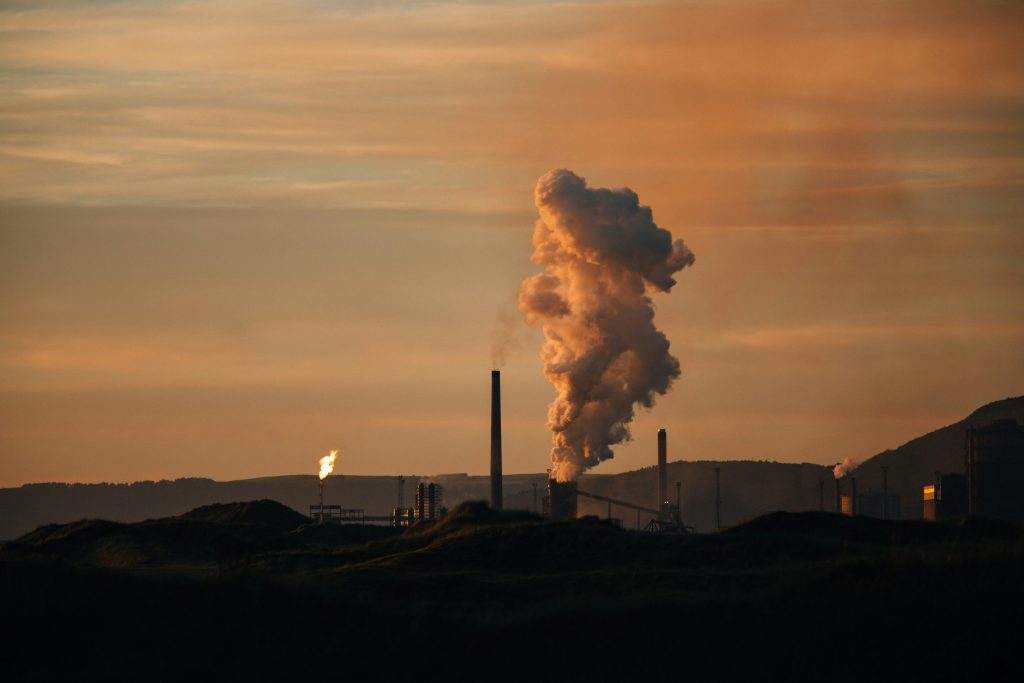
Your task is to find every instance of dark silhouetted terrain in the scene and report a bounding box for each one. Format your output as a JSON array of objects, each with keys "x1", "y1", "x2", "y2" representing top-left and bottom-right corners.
[
  {"x1": 851, "y1": 396, "x2": 1024, "y2": 512},
  {"x1": 3, "y1": 397, "x2": 1021, "y2": 539},
  {"x1": 2, "y1": 500, "x2": 1023, "y2": 681}
]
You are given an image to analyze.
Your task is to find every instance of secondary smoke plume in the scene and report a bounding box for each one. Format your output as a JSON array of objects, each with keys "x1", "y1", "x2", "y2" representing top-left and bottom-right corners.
[
  {"x1": 833, "y1": 457, "x2": 858, "y2": 479},
  {"x1": 491, "y1": 305, "x2": 523, "y2": 368},
  {"x1": 319, "y1": 450, "x2": 338, "y2": 480},
  {"x1": 519, "y1": 169, "x2": 695, "y2": 482}
]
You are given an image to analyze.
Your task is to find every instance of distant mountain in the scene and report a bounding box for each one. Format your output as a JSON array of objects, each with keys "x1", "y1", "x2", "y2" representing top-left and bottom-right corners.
[
  {"x1": 2, "y1": 396, "x2": 1020, "y2": 538},
  {"x1": 848, "y1": 396, "x2": 1024, "y2": 518},
  {"x1": 0, "y1": 473, "x2": 550, "y2": 540},
  {"x1": 578, "y1": 460, "x2": 831, "y2": 532}
]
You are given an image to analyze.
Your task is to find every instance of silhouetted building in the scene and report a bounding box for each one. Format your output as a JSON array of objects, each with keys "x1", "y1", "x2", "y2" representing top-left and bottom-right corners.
[
  {"x1": 309, "y1": 505, "x2": 366, "y2": 523},
  {"x1": 546, "y1": 479, "x2": 578, "y2": 520},
  {"x1": 856, "y1": 493, "x2": 902, "y2": 520},
  {"x1": 415, "y1": 482, "x2": 444, "y2": 522},
  {"x1": 923, "y1": 473, "x2": 967, "y2": 521},
  {"x1": 966, "y1": 419, "x2": 1024, "y2": 522},
  {"x1": 392, "y1": 507, "x2": 415, "y2": 527},
  {"x1": 840, "y1": 494, "x2": 854, "y2": 516}
]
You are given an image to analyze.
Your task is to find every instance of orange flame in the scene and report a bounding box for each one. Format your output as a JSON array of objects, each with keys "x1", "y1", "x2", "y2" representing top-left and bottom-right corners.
[{"x1": 318, "y1": 449, "x2": 338, "y2": 480}]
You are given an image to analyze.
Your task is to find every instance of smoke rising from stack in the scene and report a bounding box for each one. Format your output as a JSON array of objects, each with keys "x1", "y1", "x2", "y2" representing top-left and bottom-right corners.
[
  {"x1": 833, "y1": 457, "x2": 858, "y2": 479},
  {"x1": 519, "y1": 169, "x2": 695, "y2": 482}
]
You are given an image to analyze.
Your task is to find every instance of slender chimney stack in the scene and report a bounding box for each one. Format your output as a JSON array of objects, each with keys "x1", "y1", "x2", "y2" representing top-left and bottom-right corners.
[
  {"x1": 657, "y1": 428, "x2": 668, "y2": 513},
  {"x1": 850, "y1": 476, "x2": 857, "y2": 516},
  {"x1": 835, "y1": 477, "x2": 842, "y2": 513},
  {"x1": 319, "y1": 479, "x2": 325, "y2": 524},
  {"x1": 490, "y1": 370, "x2": 503, "y2": 511}
]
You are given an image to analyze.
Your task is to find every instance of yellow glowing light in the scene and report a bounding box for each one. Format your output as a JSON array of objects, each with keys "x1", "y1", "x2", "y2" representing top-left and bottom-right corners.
[{"x1": 318, "y1": 450, "x2": 338, "y2": 480}]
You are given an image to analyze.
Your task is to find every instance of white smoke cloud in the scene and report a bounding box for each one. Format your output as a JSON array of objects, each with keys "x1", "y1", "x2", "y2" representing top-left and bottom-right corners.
[
  {"x1": 833, "y1": 456, "x2": 858, "y2": 479},
  {"x1": 519, "y1": 169, "x2": 695, "y2": 482}
]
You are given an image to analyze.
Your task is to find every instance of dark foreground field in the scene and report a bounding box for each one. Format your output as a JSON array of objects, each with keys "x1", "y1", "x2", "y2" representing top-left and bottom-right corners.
[{"x1": 2, "y1": 501, "x2": 1023, "y2": 682}]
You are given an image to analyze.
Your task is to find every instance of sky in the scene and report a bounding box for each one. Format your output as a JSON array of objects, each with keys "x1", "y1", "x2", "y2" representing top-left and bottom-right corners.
[{"x1": 1, "y1": 0, "x2": 1022, "y2": 486}]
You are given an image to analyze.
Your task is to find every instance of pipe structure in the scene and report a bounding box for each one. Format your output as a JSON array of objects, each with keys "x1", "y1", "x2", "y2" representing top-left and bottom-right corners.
[
  {"x1": 575, "y1": 488, "x2": 659, "y2": 516},
  {"x1": 490, "y1": 370, "x2": 503, "y2": 511},
  {"x1": 657, "y1": 428, "x2": 668, "y2": 514}
]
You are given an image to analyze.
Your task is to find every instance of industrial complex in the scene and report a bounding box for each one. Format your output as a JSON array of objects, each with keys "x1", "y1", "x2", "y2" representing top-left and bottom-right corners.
[{"x1": 306, "y1": 371, "x2": 1024, "y2": 529}]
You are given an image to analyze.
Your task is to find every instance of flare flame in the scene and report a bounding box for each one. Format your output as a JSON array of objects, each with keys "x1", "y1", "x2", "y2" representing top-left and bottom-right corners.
[{"x1": 319, "y1": 450, "x2": 338, "y2": 480}]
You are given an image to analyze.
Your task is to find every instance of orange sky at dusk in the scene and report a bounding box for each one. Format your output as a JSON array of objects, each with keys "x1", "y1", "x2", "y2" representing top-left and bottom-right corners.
[{"x1": 1, "y1": 0, "x2": 1022, "y2": 486}]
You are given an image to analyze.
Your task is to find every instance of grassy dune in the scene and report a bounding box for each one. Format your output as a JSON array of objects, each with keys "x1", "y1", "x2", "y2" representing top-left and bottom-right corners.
[{"x1": 2, "y1": 501, "x2": 1022, "y2": 681}]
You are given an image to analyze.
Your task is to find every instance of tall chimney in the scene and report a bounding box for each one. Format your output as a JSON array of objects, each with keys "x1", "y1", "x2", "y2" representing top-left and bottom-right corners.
[
  {"x1": 657, "y1": 428, "x2": 668, "y2": 514},
  {"x1": 835, "y1": 477, "x2": 842, "y2": 513},
  {"x1": 850, "y1": 476, "x2": 857, "y2": 516},
  {"x1": 490, "y1": 370, "x2": 503, "y2": 511}
]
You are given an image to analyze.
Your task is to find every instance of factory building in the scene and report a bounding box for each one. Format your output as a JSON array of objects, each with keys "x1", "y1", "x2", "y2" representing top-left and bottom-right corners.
[
  {"x1": 545, "y1": 479, "x2": 578, "y2": 520},
  {"x1": 838, "y1": 476, "x2": 858, "y2": 516},
  {"x1": 923, "y1": 473, "x2": 967, "y2": 521},
  {"x1": 308, "y1": 505, "x2": 367, "y2": 524},
  {"x1": 415, "y1": 482, "x2": 445, "y2": 522},
  {"x1": 840, "y1": 494, "x2": 855, "y2": 516},
  {"x1": 966, "y1": 419, "x2": 1024, "y2": 523}
]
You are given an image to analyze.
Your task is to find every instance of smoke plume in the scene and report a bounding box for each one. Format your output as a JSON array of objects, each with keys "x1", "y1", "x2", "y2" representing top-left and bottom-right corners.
[
  {"x1": 518, "y1": 169, "x2": 694, "y2": 482},
  {"x1": 833, "y1": 457, "x2": 858, "y2": 479},
  {"x1": 491, "y1": 304, "x2": 524, "y2": 368}
]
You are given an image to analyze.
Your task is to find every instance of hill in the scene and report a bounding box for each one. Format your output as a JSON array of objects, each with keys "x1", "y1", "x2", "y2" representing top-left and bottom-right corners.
[
  {"x1": 1, "y1": 396, "x2": 1020, "y2": 538},
  {"x1": 850, "y1": 396, "x2": 1024, "y2": 517}
]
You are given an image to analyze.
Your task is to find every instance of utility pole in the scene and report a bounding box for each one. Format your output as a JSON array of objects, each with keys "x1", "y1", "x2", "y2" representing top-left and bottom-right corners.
[
  {"x1": 882, "y1": 467, "x2": 889, "y2": 520},
  {"x1": 714, "y1": 467, "x2": 721, "y2": 531}
]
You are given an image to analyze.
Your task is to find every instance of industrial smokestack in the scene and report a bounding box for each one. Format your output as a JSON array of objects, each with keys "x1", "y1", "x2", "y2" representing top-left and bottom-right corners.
[
  {"x1": 657, "y1": 428, "x2": 668, "y2": 513},
  {"x1": 850, "y1": 476, "x2": 857, "y2": 516},
  {"x1": 490, "y1": 369, "x2": 503, "y2": 511},
  {"x1": 835, "y1": 477, "x2": 842, "y2": 513}
]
